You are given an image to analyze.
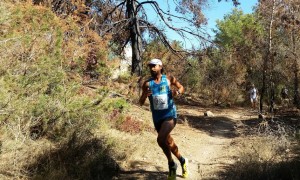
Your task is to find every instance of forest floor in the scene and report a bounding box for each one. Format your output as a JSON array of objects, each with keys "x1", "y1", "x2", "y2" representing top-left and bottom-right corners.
[{"x1": 111, "y1": 101, "x2": 300, "y2": 180}]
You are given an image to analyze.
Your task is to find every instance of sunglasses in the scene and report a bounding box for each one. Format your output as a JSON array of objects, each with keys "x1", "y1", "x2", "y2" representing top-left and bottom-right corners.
[{"x1": 148, "y1": 64, "x2": 157, "y2": 68}]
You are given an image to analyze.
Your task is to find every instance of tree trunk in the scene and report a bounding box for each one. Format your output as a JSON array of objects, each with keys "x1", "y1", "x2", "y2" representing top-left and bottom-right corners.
[
  {"x1": 292, "y1": 29, "x2": 300, "y2": 108},
  {"x1": 260, "y1": 55, "x2": 267, "y2": 113},
  {"x1": 293, "y1": 68, "x2": 299, "y2": 107},
  {"x1": 268, "y1": 0, "x2": 276, "y2": 114},
  {"x1": 126, "y1": 0, "x2": 143, "y2": 76},
  {"x1": 260, "y1": 0, "x2": 276, "y2": 113}
]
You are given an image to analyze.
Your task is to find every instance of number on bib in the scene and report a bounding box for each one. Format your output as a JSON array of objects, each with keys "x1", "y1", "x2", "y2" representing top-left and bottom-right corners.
[{"x1": 153, "y1": 94, "x2": 168, "y2": 110}]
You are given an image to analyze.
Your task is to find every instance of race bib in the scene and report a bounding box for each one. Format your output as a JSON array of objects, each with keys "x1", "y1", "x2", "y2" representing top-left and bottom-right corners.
[{"x1": 153, "y1": 94, "x2": 168, "y2": 110}]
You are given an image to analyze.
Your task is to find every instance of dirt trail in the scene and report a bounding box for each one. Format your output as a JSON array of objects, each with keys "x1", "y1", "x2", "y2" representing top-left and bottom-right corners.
[{"x1": 115, "y1": 104, "x2": 260, "y2": 180}]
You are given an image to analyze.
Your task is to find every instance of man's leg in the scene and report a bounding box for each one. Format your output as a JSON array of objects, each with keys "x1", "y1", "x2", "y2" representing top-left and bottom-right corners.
[
  {"x1": 157, "y1": 120, "x2": 177, "y2": 179},
  {"x1": 159, "y1": 120, "x2": 188, "y2": 178},
  {"x1": 157, "y1": 120, "x2": 175, "y2": 162},
  {"x1": 166, "y1": 134, "x2": 181, "y2": 159}
]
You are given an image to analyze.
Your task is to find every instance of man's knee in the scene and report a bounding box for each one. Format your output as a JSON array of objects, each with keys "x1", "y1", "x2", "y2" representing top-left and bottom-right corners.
[
  {"x1": 165, "y1": 137, "x2": 172, "y2": 146},
  {"x1": 157, "y1": 136, "x2": 166, "y2": 147},
  {"x1": 157, "y1": 136, "x2": 174, "y2": 148}
]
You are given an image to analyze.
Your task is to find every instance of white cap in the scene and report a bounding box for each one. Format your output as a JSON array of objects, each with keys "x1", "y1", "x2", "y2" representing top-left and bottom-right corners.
[{"x1": 148, "y1": 59, "x2": 162, "y2": 66}]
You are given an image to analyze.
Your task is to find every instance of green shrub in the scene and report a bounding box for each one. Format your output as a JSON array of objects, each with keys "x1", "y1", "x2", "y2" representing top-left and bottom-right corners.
[
  {"x1": 117, "y1": 72, "x2": 131, "y2": 83},
  {"x1": 101, "y1": 97, "x2": 130, "y2": 113},
  {"x1": 0, "y1": 3, "x2": 119, "y2": 179}
]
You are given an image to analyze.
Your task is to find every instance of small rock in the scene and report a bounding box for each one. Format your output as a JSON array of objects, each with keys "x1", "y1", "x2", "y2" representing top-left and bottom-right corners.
[
  {"x1": 258, "y1": 113, "x2": 265, "y2": 119},
  {"x1": 204, "y1": 111, "x2": 214, "y2": 117},
  {"x1": 286, "y1": 149, "x2": 290, "y2": 152}
]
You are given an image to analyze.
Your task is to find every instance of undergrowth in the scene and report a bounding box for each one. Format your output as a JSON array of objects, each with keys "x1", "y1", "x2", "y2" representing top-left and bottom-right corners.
[
  {"x1": 0, "y1": 1, "x2": 130, "y2": 179},
  {"x1": 222, "y1": 119, "x2": 300, "y2": 180}
]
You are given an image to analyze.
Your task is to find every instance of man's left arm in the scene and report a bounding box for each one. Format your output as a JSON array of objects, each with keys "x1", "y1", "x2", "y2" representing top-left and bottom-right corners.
[{"x1": 169, "y1": 75, "x2": 184, "y2": 96}]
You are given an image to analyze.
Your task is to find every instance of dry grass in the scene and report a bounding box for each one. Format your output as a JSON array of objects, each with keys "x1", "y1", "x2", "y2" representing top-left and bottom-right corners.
[{"x1": 221, "y1": 121, "x2": 300, "y2": 180}]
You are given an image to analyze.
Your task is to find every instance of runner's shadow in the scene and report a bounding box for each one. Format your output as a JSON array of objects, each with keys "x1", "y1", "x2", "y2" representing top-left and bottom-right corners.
[
  {"x1": 178, "y1": 114, "x2": 239, "y2": 138},
  {"x1": 116, "y1": 160, "x2": 186, "y2": 180},
  {"x1": 115, "y1": 160, "x2": 167, "y2": 180},
  {"x1": 116, "y1": 170, "x2": 167, "y2": 180},
  {"x1": 117, "y1": 170, "x2": 187, "y2": 180}
]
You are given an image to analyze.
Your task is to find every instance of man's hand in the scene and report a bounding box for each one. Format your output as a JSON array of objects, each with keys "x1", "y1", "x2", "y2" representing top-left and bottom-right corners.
[
  {"x1": 172, "y1": 89, "x2": 181, "y2": 97},
  {"x1": 139, "y1": 81, "x2": 150, "y2": 106},
  {"x1": 146, "y1": 88, "x2": 152, "y2": 97},
  {"x1": 169, "y1": 75, "x2": 184, "y2": 96}
]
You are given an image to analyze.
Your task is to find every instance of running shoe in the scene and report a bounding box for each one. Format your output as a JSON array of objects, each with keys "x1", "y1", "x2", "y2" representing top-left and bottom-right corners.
[
  {"x1": 181, "y1": 158, "x2": 188, "y2": 178},
  {"x1": 167, "y1": 162, "x2": 177, "y2": 180}
]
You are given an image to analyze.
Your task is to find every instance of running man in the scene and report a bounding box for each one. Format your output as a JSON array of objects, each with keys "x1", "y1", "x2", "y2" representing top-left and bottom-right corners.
[
  {"x1": 249, "y1": 84, "x2": 258, "y2": 109},
  {"x1": 281, "y1": 86, "x2": 290, "y2": 107},
  {"x1": 139, "y1": 59, "x2": 188, "y2": 180}
]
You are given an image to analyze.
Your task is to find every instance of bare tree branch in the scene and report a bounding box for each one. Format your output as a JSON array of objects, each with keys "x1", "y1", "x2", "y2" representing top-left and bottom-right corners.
[{"x1": 136, "y1": 0, "x2": 213, "y2": 50}]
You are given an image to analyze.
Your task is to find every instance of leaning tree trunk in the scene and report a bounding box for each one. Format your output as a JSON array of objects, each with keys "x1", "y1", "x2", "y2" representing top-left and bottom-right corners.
[
  {"x1": 293, "y1": 66, "x2": 299, "y2": 107},
  {"x1": 126, "y1": 0, "x2": 143, "y2": 76},
  {"x1": 292, "y1": 29, "x2": 300, "y2": 108}
]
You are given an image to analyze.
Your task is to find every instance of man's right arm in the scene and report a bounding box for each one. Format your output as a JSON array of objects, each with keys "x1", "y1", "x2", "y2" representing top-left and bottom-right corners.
[{"x1": 139, "y1": 81, "x2": 150, "y2": 106}]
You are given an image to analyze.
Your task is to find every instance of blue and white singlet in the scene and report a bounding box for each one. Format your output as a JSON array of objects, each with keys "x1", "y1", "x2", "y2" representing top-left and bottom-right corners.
[{"x1": 148, "y1": 75, "x2": 177, "y2": 122}]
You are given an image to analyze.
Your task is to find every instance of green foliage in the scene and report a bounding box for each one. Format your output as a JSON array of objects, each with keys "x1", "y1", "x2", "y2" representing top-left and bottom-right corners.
[
  {"x1": 205, "y1": 53, "x2": 245, "y2": 105},
  {"x1": 117, "y1": 72, "x2": 131, "y2": 83},
  {"x1": 214, "y1": 9, "x2": 264, "y2": 50},
  {"x1": 101, "y1": 98, "x2": 130, "y2": 113},
  {"x1": 97, "y1": 60, "x2": 112, "y2": 78},
  {"x1": 201, "y1": 9, "x2": 266, "y2": 105},
  {"x1": 181, "y1": 56, "x2": 205, "y2": 92}
]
